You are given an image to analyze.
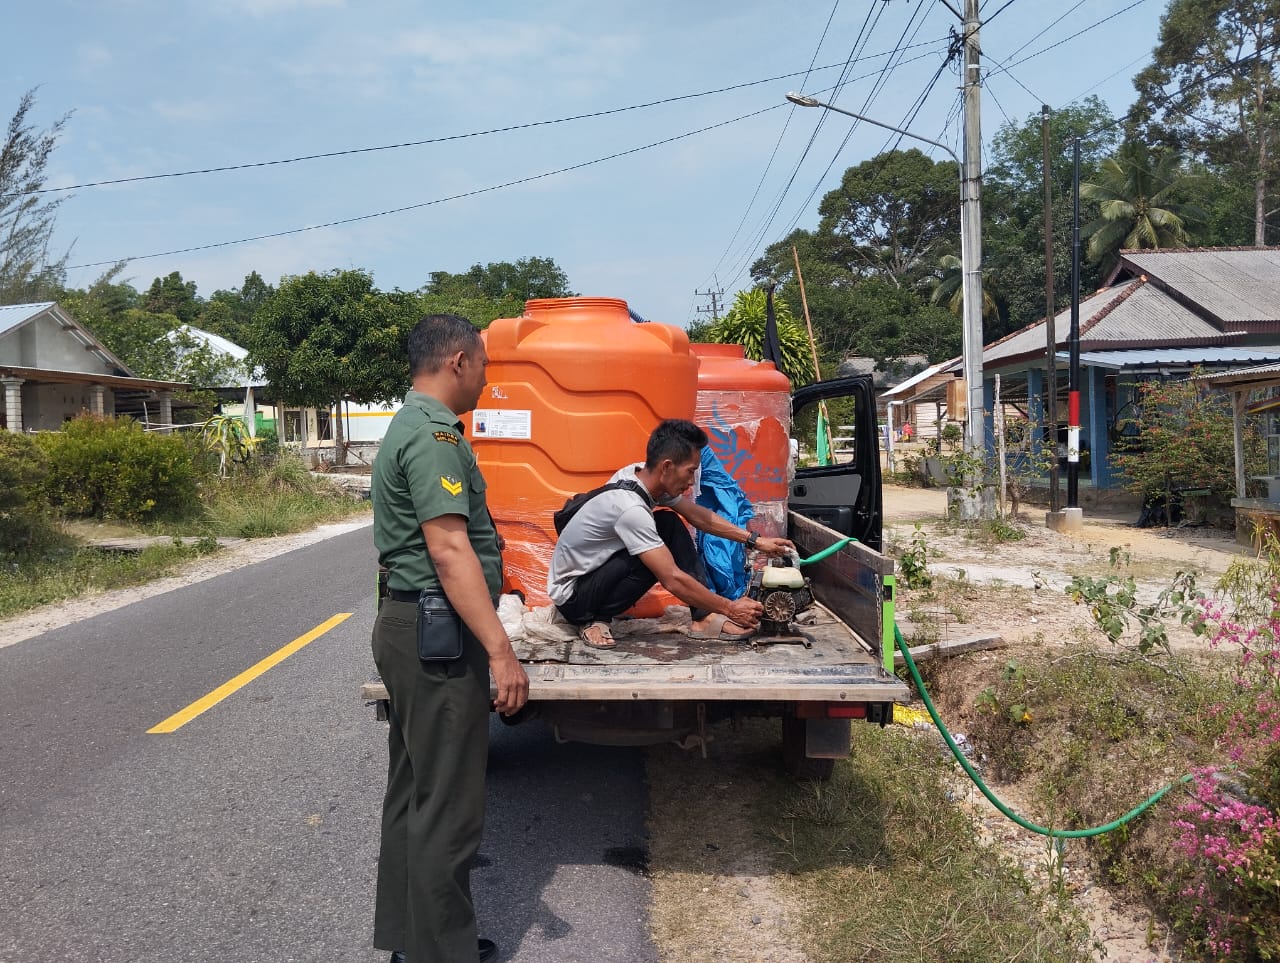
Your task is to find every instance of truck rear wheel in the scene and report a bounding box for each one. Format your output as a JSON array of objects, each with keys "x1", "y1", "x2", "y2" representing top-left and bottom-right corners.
[{"x1": 781, "y1": 715, "x2": 836, "y2": 781}]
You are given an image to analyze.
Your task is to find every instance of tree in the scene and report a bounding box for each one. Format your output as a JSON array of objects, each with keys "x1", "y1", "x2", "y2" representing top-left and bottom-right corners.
[
  {"x1": 982, "y1": 98, "x2": 1120, "y2": 338},
  {"x1": 926, "y1": 253, "x2": 999, "y2": 320},
  {"x1": 200, "y1": 271, "x2": 275, "y2": 346},
  {"x1": 706, "y1": 289, "x2": 814, "y2": 385},
  {"x1": 1080, "y1": 142, "x2": 1202, "y2": 271},
  {"x1": 808, "y1": 149, "x2": 961, "y2": 287},
  {"x1": 1111, "y1": 373, "x2": 1264, "y2": 512},
  {"x1": 246, "y1": 270, "x2": 413, "y2": 464},
  {"x1": 144, "y1": 271, "x2": 201, "y2": 324},
  {"x1": 0, "y1": 90, "x2": 70, "y2": 304},
  {"x1": 421, "y1": 256, "x2": 573, "y2": 327},
  {"x1": 1132, "y1": 0, "x2": 1280, "y2": 245}
]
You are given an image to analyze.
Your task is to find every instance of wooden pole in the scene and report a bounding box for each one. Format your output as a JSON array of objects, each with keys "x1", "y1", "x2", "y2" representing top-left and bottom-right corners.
[
  {"x1": 792, "y1": 245, "x2": 834, "y2": 460},
  {"x1": 792, "y1": 245, "x2": 823, "y2": 383}
]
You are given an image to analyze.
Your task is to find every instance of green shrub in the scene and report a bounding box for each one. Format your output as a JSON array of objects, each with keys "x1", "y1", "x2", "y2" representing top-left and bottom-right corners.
[
  {"x1": 36, "y1": 415, "x2": 200, "y2": 522},
  {"x1": 0, "y1": 432, "x2": 64, "y2": 559}
]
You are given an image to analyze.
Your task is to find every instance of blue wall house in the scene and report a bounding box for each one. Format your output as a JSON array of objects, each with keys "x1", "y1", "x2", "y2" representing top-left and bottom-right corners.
[{"x1": 977, "y1": 248, "x2": 1280, "y2": 490}]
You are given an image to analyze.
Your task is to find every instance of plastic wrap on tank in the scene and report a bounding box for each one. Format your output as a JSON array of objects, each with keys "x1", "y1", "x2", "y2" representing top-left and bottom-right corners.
[
  {"x1": 462, "y1": 297, "x2": 698, "y2": 612},
  {"x1": 691, "y1": 344, "x2": 792, "y2": 539}
]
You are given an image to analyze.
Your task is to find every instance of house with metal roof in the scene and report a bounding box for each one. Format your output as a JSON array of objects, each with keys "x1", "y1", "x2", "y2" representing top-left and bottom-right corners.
[
  {"x1": 973, "y1": 247, "x2": 1280, "y2": 490},
  {"x1": 0, "y1": 302, "x2": 188, "y2": 432}
]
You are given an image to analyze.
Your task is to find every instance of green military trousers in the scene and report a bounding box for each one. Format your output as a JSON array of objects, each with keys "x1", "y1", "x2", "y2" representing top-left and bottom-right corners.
[{"x1": 371, "y1": 597, "x2": 491, "y2": 963}]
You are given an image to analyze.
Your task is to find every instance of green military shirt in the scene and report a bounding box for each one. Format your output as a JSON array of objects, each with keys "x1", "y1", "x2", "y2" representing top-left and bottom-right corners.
[{"x1": 371, "y1": 390, "x2": 502, "y2": 597}]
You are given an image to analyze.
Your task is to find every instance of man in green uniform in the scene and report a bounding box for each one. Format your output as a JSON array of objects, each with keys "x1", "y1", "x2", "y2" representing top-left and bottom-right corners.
[{"x1": 370, "y1": 314, "x2": 529, "y2": 963}]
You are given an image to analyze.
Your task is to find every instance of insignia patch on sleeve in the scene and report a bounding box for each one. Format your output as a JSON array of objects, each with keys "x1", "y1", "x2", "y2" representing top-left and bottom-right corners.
[
  {"x1": 433, "y1": 431, "x2": 459, "y2": 445},
  {"x1": 440, "y1": 475, "x2": 464, "y2": 497}
]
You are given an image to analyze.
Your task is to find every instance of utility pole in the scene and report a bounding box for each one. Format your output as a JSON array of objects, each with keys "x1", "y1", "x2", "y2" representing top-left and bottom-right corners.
[
  {"x1": 1042, "y1": 104, "x2": 1059, "y2": 513},
  {"x1": 694, "y1": 287, "x2": 724, "y2": 323},
  {"x1": 960, "y1": 0, "x2": 986, "y2": 465}
]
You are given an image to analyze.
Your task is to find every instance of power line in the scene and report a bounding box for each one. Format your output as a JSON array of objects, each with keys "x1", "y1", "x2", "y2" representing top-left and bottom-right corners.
[
  {"x1": 67, "y1": 102, "x2": 782, "y2": 271},
  {"x1": 715, "y1": 2, "x2": 891, "y2": 286},
  {"x1": 5, "y1": 41, "x2": 949, "y2": 201},
  {"x1": 722, "y1": 0, "x2": 939, "y2": 287},
  {"x1": 997, "y1": 0, "x2": 1090, "y2": 66},
  {"x1": 982, "y1": 0, "x2": 1021, "y2": 25},
  {"x1": 998, "y1": 0, "x2": 1152, "y2": 74},
  {"x1": 700, "y1": 0, "x2": 844, "y2": 286},
  {"x1": 726, "y1": 4, "x2": 950, "y2": 289}
]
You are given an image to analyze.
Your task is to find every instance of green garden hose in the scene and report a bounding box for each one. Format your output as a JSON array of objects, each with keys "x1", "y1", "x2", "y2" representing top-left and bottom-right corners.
[
  {"x1": 799, "y1": 537, "x2": 854, "y2": 566},
  {"x1": 894, "y1": 623, "x2": 1192, "y2": 838}
]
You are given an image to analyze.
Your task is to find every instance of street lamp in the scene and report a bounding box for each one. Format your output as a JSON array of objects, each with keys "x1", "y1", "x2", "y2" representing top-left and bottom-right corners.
[{"x1": 784, "y1": 92, "x2": 985, "y2": 463}]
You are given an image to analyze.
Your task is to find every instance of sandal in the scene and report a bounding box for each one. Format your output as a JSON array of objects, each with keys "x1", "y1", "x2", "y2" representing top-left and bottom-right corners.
[
  {"x1": 578, "y1": 621, "x2": 616, "y2": 649},
  {"x1": 687, "y1": 612, "x2": 757, "y2": 641}
]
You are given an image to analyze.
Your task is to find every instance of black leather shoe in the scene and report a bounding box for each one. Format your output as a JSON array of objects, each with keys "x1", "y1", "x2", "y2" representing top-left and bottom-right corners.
[{"x1": 390, "y1": 941, "x2": 495, "y2": 963}]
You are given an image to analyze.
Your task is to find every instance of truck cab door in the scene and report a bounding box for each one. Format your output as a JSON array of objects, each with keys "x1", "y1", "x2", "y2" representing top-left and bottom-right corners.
[{"x1": 790, "y1": 375, "x2": 882, "y2": 552}]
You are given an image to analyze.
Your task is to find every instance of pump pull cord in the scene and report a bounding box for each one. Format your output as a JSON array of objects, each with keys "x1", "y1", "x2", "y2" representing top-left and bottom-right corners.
[{"x1": 893, "y1": 623, "x2": 1191, "y2": 838}]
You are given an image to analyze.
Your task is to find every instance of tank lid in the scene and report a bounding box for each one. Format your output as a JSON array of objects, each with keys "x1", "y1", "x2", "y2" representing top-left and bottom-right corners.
[
  {"x1": 524, "y1": 297, "x2": 631, "y2": 322},
  {"x1": 690, "y1": 343, "x2": 746, "y2": 359}
]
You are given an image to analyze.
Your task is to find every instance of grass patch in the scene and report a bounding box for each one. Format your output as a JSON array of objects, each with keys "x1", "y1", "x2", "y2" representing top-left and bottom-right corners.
[
  {"x1": 195, "y1": 456, "x2": 369, "y2": 538},
  {"x1": 778, "y1": 724, "x2": 1091, "y2": 963},
  {"x1": 0, "y1": 456, "x2": 366, "y2": 621},
  {"x1": 0, "y1": 540, "x2": 218, "y2": 619},
  {"x1": 646, "y1": 719, "x2": 1090, "y2": 963},
  {"x1": 958, "y1": 644, "x2": 1260, "y2": 954}
]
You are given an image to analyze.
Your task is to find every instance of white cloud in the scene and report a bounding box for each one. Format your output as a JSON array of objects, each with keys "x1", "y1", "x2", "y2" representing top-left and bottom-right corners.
[
  {"x1": 224, "y1": 0, "x2": 344, "y2": 18},
  {"x1": 149, "y1": 99, "x2": 230, "y2": 125},
  {"x1": 76, "y1": 41, "x2": 113, "y2": 72}
]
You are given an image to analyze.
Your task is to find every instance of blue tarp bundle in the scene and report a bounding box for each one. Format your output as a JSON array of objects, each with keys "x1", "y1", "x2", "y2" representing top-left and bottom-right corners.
[{"x1": 696, "y1": 445, "x2": 754, "y2": 599}]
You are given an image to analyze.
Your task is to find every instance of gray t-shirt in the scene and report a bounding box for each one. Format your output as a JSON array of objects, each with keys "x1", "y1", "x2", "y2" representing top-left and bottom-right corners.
[{"x1": 546, "y1": 465, "x2": 686, "y2": 605}]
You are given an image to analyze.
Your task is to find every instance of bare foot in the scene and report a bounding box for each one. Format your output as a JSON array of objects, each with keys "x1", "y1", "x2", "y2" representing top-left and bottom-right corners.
[{"x1": 689, "y1": 613, "x2": 755, "y2": 639}]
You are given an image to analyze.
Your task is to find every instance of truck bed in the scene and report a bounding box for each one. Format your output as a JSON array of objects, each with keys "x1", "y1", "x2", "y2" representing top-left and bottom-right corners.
[
  {"x1": 363, "y1": 512, "x2": 909, "y2": 706},
  {"x1": 362, "y1": 601, "x2": 904, "y2": 705}
]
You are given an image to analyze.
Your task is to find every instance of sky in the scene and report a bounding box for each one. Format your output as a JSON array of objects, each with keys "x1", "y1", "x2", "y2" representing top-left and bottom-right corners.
[{"x1": 7, "y1": 0, "x2": 1169, "y2": 330}]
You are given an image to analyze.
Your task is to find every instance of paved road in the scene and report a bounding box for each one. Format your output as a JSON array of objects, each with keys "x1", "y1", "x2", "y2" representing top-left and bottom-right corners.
[{"x1": 0, "y1": 527, "x2": 656, "y2": 963}]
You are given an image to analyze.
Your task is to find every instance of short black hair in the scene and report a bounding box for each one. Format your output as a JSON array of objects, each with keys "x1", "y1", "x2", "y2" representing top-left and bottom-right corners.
[
  {"x1": 645, "y1": 419, "x2": 707, "y2": 470},
  {"x1": 408, "y1": 314, "x2": 481, "y2": 377}
]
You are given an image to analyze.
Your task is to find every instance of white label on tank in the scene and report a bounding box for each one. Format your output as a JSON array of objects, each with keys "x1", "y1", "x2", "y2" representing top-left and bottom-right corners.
[{"x1": 473, "y1": 409, "x2": 531, "y2": 440}]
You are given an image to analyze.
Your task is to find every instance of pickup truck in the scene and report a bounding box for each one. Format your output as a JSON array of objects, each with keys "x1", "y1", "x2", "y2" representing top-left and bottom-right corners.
[{"x1": 363, "y1": 374, "x2": 909, "y2": 779}]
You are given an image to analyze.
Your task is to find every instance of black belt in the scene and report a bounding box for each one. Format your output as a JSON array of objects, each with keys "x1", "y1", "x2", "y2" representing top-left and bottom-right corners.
[
  {"x1": 387, "y1": 588, "x2": 497, "y2": 607},
  {"x1": 389, "y1": 588, "x2": 437, "y2": 603}
]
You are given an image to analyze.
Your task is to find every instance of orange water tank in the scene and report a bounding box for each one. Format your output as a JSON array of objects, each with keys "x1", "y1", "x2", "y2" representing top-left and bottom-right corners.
[
  {"x1": 691, "y1": 344, "x2": 793, "y2": 537},
  {"x1": 462, "y1": 298, "x2": 698, "y2": 608}
]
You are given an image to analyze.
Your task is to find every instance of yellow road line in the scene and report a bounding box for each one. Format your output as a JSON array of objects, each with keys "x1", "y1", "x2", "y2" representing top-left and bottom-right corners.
[{"x1": 147, "y1": 613, "x2": 353, "y2": 734}]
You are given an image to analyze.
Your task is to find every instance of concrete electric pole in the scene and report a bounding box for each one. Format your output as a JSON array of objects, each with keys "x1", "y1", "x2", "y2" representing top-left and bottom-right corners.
[{"x1": 960, "y1": 0, "x2": 986, "y2": 463}]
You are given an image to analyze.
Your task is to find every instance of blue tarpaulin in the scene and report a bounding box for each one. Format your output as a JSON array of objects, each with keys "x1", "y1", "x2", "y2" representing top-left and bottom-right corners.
[{"x1": 696, "y1": 445, "x2": 754, "y2": 599}]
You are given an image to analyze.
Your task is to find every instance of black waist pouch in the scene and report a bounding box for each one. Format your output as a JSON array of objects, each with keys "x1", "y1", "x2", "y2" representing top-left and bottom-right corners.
[{"x1": 417, "y1": 594, "x2": 463, "y2": 662}]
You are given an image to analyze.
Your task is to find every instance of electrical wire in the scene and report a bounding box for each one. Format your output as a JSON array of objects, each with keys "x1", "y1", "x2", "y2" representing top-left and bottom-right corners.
[
  {"x1": 981, "y1": 0, "x2": 1022, "y2": 26},
  {"x1": 722, "y1": 0, "x2": 937, "y2": 288},
  {"x1": 997, "y1": 0, "x2": 1090, "y2": 66},
  {"x1": 1, "y1": 43, "x2": 947, "y2": 201},
  {"x1": 66, "y1": 102, "x2": 782, "y2": 271},
  {"x1": 997, "y1": 0, "x2": 1152, "y2": 74},
  {"x1": 714, "y1": 2, "x2": 891, "y2": 287},
  {"x1": 726, "y1": 8, "x2": 953, "y2": 289},
  {"x1": 700, "y1": 0, "x2": 844, "y2": 289}
]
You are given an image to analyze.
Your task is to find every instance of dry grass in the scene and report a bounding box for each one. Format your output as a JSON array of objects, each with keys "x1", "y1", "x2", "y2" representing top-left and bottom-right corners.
[{"x1": 646, "y1": 719, "x2": 1091, "y2": 963}]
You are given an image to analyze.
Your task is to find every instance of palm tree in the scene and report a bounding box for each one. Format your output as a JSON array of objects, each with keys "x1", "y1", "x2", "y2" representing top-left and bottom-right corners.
[
  {"x1": 707, "y1": 289, "x2": 816, "y2": 385},
  {"x1": 927, "y1": 253, "x2": 999, "y2": 319},
  {"x1": 1081, "y1": 142, "x2": 1201, "y2": 269}
]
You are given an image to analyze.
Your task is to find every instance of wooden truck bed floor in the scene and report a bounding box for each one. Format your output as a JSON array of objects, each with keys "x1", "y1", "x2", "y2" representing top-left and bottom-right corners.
[{"x1": 361, "y1": 603, "x2": 909, "y2": 704}]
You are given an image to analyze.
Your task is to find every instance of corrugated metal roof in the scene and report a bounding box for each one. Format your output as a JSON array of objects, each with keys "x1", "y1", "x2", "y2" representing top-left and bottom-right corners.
[
  {"x1": 1198, "y1": 361, "x2": 1280, "y2": 384},
  {"x1": 1121, "y1": 249, "x2": 1280, "y2": 323},
  {"x1": 0, "y1": 302, "x2": 55, "y2": 338},
  {"x1": 882, "y1": 358, "x2": 959, "y2": 397},
  {"x1": 984, "y1": 278, "x2": 1231, "y2": 367},
  {"x1": 1053, "y1": 346, "x2": 1280, "y2": 370}
]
